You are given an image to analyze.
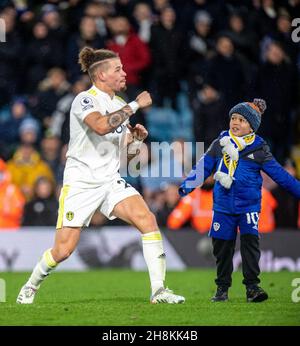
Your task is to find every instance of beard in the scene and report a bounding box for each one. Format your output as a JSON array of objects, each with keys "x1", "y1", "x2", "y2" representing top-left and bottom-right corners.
[{"x1": 120, "y1": 84, "x2": 127, "y2": 92}]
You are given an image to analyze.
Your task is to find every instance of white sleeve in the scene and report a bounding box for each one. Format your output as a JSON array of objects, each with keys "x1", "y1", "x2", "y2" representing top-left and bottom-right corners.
[{"x1": 73, "y1": 93, "x2": 102, "y2": 122}]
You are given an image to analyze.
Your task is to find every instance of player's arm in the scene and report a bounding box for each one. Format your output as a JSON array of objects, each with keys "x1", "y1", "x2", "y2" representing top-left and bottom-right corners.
[{"x1": 84, "y1": 91, "x2": 152, "y2": 135}]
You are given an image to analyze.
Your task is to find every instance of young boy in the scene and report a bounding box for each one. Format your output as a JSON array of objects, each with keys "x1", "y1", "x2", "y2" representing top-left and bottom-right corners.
[{"x1": 179, "y1": 99, "x2": 300, "y2": 302}]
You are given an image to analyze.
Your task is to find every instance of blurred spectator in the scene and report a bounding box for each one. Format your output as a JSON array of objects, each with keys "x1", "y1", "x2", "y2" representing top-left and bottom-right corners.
[
  {"x1": 19, "y1": 118, "x2": 40, "y2": 146},
  {"x1": 50, "y1": 75, "x2": 91, "y2": 143},
  {"x1": 174, "y1": 0, "x2": 226, "y2": 32},
  {"x1": 22, "y1": 176, "x2": 58, "y2": 226},
  {"x1": 114, "y1": 0, "x2": 137, "y2": 19},
  {"x1": 41, "y1": 4, "x2": 67, "y2": 43},
  {"x1": 16, "y1": 6, "x2": 35, "y2": 42},
  {"x1": 66, "y1": 15, "x2": 105, "y2": 81},
  {"x1": 30, "y1": 68, "x2": 70, "y2": 131},
  {"x1": 191, "y1": 83, "x2": 227, "y2": 146},
  {"x1": 84, "y1": 0, "x2": 111, "y2": 39},
  {"x1": 287, "y1": 0, "x2": 300, "y2": 18},
  {"x1": 6, "y1": 143, "x2": 55, "y2": 201},
  {"x1": 63, "y1": 0, "x2": 88, "y2": 35},
  {"x1": 206, "y1": 34, "x2": 247, "y2": 112},
  {"x1": 0, "y1": 97, "x2": 34, "y2": 157},
  {"x1": 185, "y1": 10, "x2": 214, "y2": 95},
  {"x1": 25, "y1": 21, "x2": 64, "y2": 94},
  {"x1": 133, "y1": 2, "x2": 154, "y2": 43},
  {"x1": 156, "y1": 183, "x2": 181, "y2": 227},
  {"x1": 149, "y1": 6, "x2": 184, "y2": 109},
  {"x1": 272, "y1": 160, "x2": 300, "y2": 229},
  {"x1": 0, "y1": 7, "x2": 22, "y2": 106},
  {"x1": 250, "y1": 0, "x2": 278, "y2": 37},
  {"x1": 225, "y1": 10, "x2": 259, "y2": 63},
  {"x1": 152, "y1": 0, "x2": 171, "y2": 17},
  {"x1": 106, "y1": 15, "x2": 151, "y2": 100},
  {"x1": 269, "y1": 10, "x2": 299, "y2": 65},
  {"x1": 0, "y1": 158, "x2": 25, "y2": 229},
  {"x1": 167, "y1": 177, "x2": 214, "y2": 233},
  {"x1": 252, "y1": 41, "x2": 297, "y2": 163},
  {"x1": 40, "y1": 135, "x2": 62, "y2": 176},
  {"x1": 258, "y1": 187, "x2": 277, "y2": 232}
]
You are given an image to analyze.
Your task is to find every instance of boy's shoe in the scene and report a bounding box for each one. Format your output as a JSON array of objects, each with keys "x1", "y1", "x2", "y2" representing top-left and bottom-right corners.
[
  {"x1": 211, "y1": 287, "x2": 229, "y2": 302},
  {"x1": 246, "y1": 285, "x2": 268, "y2": 302},
  {"x1": 16, "y1": 283, "x2": 39, "y2": 304},
  {"x1": 150, "y1": 287, "x2": 185, "y2": 304}
]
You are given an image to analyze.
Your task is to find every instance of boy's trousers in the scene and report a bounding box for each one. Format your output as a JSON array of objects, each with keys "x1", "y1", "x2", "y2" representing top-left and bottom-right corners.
[{"x1": 212, "y1": 234, "x2": 261, "y2": 288}]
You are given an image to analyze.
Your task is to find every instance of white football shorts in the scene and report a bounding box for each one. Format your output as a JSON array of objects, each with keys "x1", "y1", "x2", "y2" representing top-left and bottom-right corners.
[{"x1": 56, "y1": 175, "x2": 140, "y2": 229}]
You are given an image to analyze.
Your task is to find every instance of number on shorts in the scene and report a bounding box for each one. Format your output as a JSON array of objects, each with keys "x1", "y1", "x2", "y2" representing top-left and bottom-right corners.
[{"x1": 246, "y1": 212, "x2": 259, "y2": 226}]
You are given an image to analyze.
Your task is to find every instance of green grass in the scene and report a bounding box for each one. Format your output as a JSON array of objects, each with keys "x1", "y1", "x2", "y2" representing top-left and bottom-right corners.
[{"x1": 0, "y1": 270, "x2": 299, "y2": 326}]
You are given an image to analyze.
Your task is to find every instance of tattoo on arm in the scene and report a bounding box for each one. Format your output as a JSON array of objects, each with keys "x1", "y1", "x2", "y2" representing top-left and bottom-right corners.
[{"x1": 107, "y1": 105, "x2": 133, "y2": 129}]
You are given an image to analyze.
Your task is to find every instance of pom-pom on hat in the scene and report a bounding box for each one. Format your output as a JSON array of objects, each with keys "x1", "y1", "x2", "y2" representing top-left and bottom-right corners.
[{"x1": 229, "y1": 99, "x2": 267, "y2": 132}]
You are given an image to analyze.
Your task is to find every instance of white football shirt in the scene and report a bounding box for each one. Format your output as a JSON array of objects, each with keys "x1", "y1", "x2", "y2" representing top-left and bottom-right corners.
[{"x1": 63, "y1": 85, "x2": 129, "y2": 187}]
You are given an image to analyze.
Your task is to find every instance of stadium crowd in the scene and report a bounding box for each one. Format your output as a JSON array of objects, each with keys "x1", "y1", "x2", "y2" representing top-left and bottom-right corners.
[{"x1": 0, "y1": 0, "x2": 300, "y2": 230}]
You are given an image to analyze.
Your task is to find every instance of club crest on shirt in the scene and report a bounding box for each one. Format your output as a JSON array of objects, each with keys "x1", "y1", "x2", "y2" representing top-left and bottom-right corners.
[
  {"x1": 213, "y1": 222, "x2": 220, "y2": 231},
  {"x1": 80, "y1": 97, "x2": 94, "y2": 111},
  {"x1": 66, "y1": 211, "x2": 74, "y2": 221}
]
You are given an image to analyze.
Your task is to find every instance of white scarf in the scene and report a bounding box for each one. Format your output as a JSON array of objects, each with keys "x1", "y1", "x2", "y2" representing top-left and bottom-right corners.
[{"x1": 214, "y1": 130, "x2": 256, "y2": 189}]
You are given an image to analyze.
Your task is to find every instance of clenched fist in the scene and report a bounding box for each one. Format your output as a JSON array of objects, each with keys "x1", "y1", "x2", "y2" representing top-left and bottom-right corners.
[{"x1": 135, "y1": 91, "x2": 152, "y2": 109}]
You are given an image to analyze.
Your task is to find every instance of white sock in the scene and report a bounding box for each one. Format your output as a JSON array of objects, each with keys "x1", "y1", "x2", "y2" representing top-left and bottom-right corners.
[
  {"x1": 27, "y1": 249, "x2": 58, "y2": 288},
  {"x1": 142, "y1": 231, "x2": 166, "y2": 295}
]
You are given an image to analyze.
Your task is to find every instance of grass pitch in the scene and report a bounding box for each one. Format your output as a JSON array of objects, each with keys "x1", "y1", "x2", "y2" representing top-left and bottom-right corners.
[{"x1": 0, "y1": 270, "x2": 299, "y2": 326}]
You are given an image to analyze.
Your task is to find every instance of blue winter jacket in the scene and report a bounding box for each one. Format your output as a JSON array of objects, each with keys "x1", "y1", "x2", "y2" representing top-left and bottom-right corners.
[{"x1": 179, "y1": 134, "x2": 300, "y2": 214}]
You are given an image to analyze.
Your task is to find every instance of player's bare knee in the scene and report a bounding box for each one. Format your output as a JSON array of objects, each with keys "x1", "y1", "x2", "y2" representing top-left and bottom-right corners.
[
  {"x1": 137, "y1": 210, "x2": 158, "y2": 231},
  {"x1": 52, "y1": 245, "x2": 74, "y2": 263}
]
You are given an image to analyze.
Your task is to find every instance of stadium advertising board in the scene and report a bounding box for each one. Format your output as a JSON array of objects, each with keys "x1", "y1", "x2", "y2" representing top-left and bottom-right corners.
[{"x1": 0, "y1": 228, "x2": 299, "y2": 271}]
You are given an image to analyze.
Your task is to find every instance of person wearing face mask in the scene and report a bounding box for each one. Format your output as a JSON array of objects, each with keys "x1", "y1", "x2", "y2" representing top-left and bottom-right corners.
[{"x1": 106, "y1": 15, "x2": 151, "y2": 102}]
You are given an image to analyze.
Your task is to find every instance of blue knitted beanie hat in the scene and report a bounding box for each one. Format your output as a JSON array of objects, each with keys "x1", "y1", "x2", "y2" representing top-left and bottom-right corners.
[{"x1": 229, "y1": 99, "x2": 267, "y2": 132}]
